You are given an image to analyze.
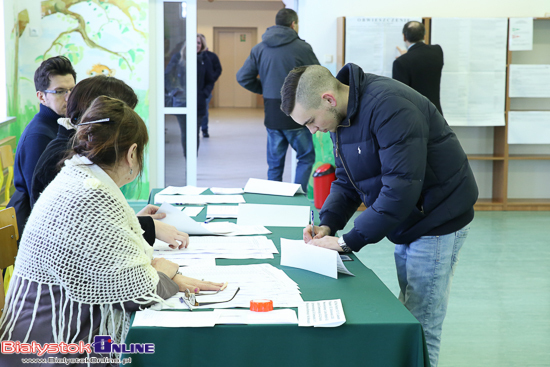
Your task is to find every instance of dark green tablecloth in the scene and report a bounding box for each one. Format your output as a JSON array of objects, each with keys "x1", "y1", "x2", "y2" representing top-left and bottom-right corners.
[{"x1": 123, "y1": 190, "x2": 429, "y2": 367}]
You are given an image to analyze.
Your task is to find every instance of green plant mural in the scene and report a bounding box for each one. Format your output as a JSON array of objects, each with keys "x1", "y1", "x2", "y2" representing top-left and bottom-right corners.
[{"x1": 3, "y1": 0, "x2": 150, "y2": 200}]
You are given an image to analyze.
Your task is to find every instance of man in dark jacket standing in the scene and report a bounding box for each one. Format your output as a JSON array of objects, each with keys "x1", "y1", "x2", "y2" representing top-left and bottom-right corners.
[
  {"x1": 393, "y1": 21, "x2": 444, "y2": 115},
  {"x1": 281, "y1": 64, "x2": 478, "y2": 367},
  {"x1": 237, "y1": 8, "x2": 319, "y2": 192}
]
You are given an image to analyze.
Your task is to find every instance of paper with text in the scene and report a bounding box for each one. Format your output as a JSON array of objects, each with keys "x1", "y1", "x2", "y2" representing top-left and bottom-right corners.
[{"x1": 298, "y1": 299, "x2": 346, "y2": 327}]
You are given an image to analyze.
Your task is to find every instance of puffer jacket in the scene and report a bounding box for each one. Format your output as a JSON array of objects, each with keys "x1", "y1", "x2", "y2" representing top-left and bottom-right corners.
[{"x1": 319, "y1": 63, "x2": 478, "y2": 251}]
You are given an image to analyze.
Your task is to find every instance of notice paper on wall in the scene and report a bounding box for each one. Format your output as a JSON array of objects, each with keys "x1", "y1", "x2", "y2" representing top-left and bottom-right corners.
[
  {"x1": 244, "y1": 178, "x2": 304, "y2": 196},
  {"x1": 298, "y1": 299, "x2": 346, "y2": 327},
  {"x1": 280, "y1": 238, "x2": 354, "y2": 279},
  {"x1": 509, "y1": 18, "x2": 534, "y2": 51},
  {"x1": 508, "y1": 111, "x2": 550, "y2": 144},
  {"x1": 509, "y1": 65, "x2": 550, "y2": 98}
]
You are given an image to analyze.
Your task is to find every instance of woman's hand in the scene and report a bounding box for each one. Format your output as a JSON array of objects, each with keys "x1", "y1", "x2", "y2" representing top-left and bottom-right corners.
[
  {"x1": 151, "y1": 258, "x2": 179, "y2": 278},
  {"x1": 172, "y1": 274, "x2": 225, "y2": 293},
  {"x1": 137, "y1": 204, "x2": 166, "y2": 220},
  {"x1": 303, "y1": 224, "x2": 331, "y2": 243},
  {"x1": 154, "y1": 220, "x2": 189, "y2": 249}
]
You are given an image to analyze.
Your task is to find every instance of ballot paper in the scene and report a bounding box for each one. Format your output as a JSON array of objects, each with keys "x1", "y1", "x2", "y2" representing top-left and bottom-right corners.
[
  {"x1": 156, "y1": 186, "x2": 208, "y2": 196},
  {"x1": 214, "y1": 309, "x2": 298, "y2": 325},
  {"x1": 151, "y1": 264, "x2": 303, "y2": 310},
  {"x1": 154, "y1": 236, "x2": 278, "y2": 263},
  {"x1": 155, "y1": 194, "x2": 246, "y2": 205},
  {"x1": 237, "y1": 204, "x2": 310, "y2": 227},
  {"x1": 223, "y1": 225, "x2": 272, "y2": 236},
  {"x1": 181, "y1": 206, "x2": 204, "y2": 217},
  {"x1": 157, "y1": 202, "x2": 234, "y2": 235},
  {"x1": 298, "y1": 299, "x2": 346, "y2": 327},
  {"x1": 280, "y1": 239, "x2": 354, "y2": 279},
  {"x1": 210, "y1": 187, "x2": 245, "y2": 195},
  {"x1": 244, "y1": 178, "x2": 305, "y2": 196},
  {"x1": 206, "y1": 205, "x2": 239, "y2": 218},
  {"x1": 132, "y1": 309, "x2": 217, "y2": 327}
]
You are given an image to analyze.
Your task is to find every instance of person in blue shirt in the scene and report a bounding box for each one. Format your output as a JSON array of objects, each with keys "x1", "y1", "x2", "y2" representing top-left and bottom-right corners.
[{"x1": 8, "y1": 56, "x2": 76, "y2": 236}]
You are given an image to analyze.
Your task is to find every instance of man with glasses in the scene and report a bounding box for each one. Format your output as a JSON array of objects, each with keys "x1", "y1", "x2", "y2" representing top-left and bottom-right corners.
[{"x1": 9, "y1": 56, "x2": 76, "y2": 236}]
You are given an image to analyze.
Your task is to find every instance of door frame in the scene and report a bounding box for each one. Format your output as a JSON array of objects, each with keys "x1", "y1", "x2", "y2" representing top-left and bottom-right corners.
[{"x1": 213, "y1": 27, "x2": 257, "y2": 108}]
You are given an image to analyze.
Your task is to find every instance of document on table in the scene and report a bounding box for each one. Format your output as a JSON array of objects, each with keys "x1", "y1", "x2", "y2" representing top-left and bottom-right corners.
[
  {"x1": 298, "y1": 299, "x2": 346, "y2": 327},
  {"x1": 210, "y1": 187, "x2": 245, "y2": 195},
  {"x1": 244, "y1": 178, "x2": 304, "y2": 196},
  {"x1": 156, "y1": 186, "x2": 208, "y2": 196},
  {"x1": 132, "y1": 309, "x2": 217, "y2": 327},
  {"x1": 237, "y1": 203, "x2": 310, "y2": 227},
  {"x1": 280, "y1": 239, "x2": 354, "y2": 279},
  {"x1": 155, "y1": 194, "x2": 246, "y2": 205},
  {"x1": 214, "y1": 309, "x2": 298, "y2": 325},
  {"x1": 509, "y1": 65, "x2": 550, "y2": 98},
  {"x1": 156, "y1": 202, "x2": 234, "y2": 235},
  {"x1": 181, "y1": 206, "x2": 204, "y2": 217},
  {"x1": 151, "y1": 264, "x2": 303, "y2": 310},
  {"x1": 207, "y1": 205, "x2": 239, "y2": 218}
]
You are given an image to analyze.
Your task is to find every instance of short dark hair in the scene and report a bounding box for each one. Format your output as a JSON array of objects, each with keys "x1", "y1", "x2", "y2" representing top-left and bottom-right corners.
[
  {"x1": 275, "y1": 8, "x2": 298, "y2": 27},
  {"x1": 66, "y1": 75, "x2": 138, "y2": 125},
  {"x1": 34, "y1": 56, "x2": 77, "y2": 91},
  {"x1": 280, "y1": 66, "x2": 308, "y2": 116},
  {"x1": 403, "y1": 21, "x2": 425, "y2": 43}
]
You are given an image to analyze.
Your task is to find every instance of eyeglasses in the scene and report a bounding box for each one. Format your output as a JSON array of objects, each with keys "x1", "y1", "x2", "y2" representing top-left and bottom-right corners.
[
  {"x1": 180, "y1": 287, "x2": 240, "y2": 310},
  {"x1": 43, "y1": 88, "x2": 74, "y2": 96}
]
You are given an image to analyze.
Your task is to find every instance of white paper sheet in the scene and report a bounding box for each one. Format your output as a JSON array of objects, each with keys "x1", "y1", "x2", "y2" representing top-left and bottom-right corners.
[
  {"x1": 181, "y1": 206, "x2": 204, "y2": 217},
  {"x1": 156, "y1": 186, "x2": 208, "y2": 196},
  {"x1": 157, "y1": 202, "x2": 236, "y2": 235},
  {"x1": 207, "y1": 205, "x2": 239, "y2": 218},
  {"x1": 509, "y1": 18, "x2": 534, "y2": 51},
  {"x1": 210, "y1": 187, "x2": 245, "y2": 195},
  {"x1": 345, "y1": 17, "x2": 422, "y2": 78},
  {"x1": 237, "y1": 204, "x2": 310, "y2": 227},
  {"x1": 154, "y1": 194, "x2": 246, "y2": 205},
  {"x1": 132, "y1": 309, "x2": 218, "y2": 327},
  {"x1": 509, "y1": 65, "x2": 550, "y2": 98},
  {"x1": 280, "y1": 239, "x2": 354, "y2": 279},
  {"x1": 214, "y1": 309, "x2": 298, "y2": 325},
  {"x1": 508, "y1": 111, "x2": 550, "y2": 144},
  {"x1": 244, "y1": 178, "x2": 304, "y2": 196},
  {"x1": 298, "y1": 299, "x2": 346, "y2": 327}
]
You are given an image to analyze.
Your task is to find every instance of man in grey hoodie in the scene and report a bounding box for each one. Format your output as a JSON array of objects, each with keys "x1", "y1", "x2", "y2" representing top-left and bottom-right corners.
[{"x1": 237, "y1": 8, "x2": 319, "y2": 192}]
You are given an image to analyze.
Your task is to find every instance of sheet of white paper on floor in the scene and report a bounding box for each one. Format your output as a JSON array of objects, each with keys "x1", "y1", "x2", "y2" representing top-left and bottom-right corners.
[
  {"x1": 280, "y1": 239, "x2": 354, "y2": 278},
  {"x1": 237, "y1": 204, "x2": 310, "y2": 227},
  {"x1": 132, "y1": 309, "x2": 218, "y2": 327},
  {"x1": 214, "y1": 309, "x2": 298, "y2": 325},
  {"x1": 210, "y1": 187, "x2": 245, "y2": 195},
  {"x1": 244, "y1": 178, "x2": 305, "y2": 196},
  {"x1": 298, "y1": 299, "x2": 346, "y2": 327}
]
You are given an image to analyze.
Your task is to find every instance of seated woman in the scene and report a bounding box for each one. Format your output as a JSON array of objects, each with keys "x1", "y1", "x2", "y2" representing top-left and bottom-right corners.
[{"x1": 0, "y1": 96, "x2": 223, "y2": 365}]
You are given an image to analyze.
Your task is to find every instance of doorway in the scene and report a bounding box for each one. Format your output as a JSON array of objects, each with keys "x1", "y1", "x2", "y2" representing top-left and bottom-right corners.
[{"x1": 213, "y1": 27, "x2": 257, "y2": 108}]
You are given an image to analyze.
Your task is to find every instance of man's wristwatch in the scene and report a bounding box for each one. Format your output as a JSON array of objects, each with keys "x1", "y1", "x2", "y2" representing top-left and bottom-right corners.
[{"x1": 338, "y1": 237, "x2": 352, "y2": 253}]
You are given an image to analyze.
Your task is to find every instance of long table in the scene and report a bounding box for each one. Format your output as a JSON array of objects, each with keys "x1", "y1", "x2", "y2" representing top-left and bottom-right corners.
[{"x1": 124, "y1": 190, "x2": 429, "y2": 367}]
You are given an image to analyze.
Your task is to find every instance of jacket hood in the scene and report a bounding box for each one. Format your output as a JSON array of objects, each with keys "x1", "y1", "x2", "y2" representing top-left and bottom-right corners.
[
  {"x1": 262, "y1": 25, "x2": 299, "y2": 47},
  {"x1": 336, "y1": 63, "x2": 366, "y2": 126}
]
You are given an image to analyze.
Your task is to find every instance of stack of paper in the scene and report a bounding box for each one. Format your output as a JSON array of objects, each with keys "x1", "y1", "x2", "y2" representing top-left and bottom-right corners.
[
  {"x1": 244, "y1": 178, "x2": 304, "y2": 196},
  {"x1": 152, "y1": 264, "x2": 303, "y2": 310},
  {"x1": 154, "y1": 236, "x2": 278, "y2": 262}
]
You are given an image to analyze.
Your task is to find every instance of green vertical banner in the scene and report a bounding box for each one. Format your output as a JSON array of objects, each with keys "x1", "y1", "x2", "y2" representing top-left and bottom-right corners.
[{"x1": 307, "y1": 131, "x2": 335, "y2": 201}]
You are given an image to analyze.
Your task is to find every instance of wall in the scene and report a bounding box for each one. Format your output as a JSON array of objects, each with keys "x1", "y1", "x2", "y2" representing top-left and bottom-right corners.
[
  {"x1": 2, "y1": 0, "x2": 150, "y2": 200},
  {"x1": 297, "y1": 0, "x2": 550, "y2": 199}
]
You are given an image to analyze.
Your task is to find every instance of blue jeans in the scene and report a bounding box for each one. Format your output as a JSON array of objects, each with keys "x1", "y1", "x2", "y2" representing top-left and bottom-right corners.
[
  {"x1": 394, "y1": 225, "x2": 470, "y2": 367},
  {"x1": 266, "y1": 127, "x2": 315, "y2": 192},
  {"x1": 201, "y1": 94, "x2": 212, "y2": 132}
]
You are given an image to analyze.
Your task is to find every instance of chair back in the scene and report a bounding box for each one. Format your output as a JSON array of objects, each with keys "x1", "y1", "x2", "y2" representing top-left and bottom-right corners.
[
  {"x1": 0, "y1": 207, "x2": 18, "y2": 241},
  {"x1": 0, "y1": 146, "x2": 15, "y2": 206},
  {"x1": 0, "y1": 225, "x2": 17, "y2": 269}
]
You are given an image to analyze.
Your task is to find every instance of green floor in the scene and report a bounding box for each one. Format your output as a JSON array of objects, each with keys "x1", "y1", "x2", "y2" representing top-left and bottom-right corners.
[{"x1": 351, "y1": 211, "x2": 550, "y2": 367}]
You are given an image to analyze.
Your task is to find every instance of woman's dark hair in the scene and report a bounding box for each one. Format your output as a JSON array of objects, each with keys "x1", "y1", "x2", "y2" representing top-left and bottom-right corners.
[
  {"x1": 71, "y1": 96, "x2": 148, "y2": 175},
  {"x1": 34, "y1": 56, "x2": 77, "y2": 91},
  {"x1": 66, "y1": 75, "x2": 138, "y2": 125}
]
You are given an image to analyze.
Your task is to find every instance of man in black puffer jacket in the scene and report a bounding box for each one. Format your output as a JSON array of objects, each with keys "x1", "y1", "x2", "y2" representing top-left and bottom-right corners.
[
  {"x1": 237, "y1": 8, "x2": 319, "y2": 193},
  {"x1": 281, "y1": 63, "x2": 478, "y2": 367}
]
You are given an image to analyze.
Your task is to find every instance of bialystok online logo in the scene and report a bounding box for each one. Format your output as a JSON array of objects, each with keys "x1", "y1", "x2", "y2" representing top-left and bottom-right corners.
[{"x1": 1, "y1": 335, "x2": 155, "y2": 356}]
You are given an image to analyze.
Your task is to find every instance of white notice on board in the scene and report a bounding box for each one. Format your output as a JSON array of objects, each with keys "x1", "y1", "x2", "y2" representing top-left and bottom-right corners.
[
  {"x1": 509, "y1": 65, "x2": 550, "y2": 98},
  {"x1": 298, "y1": 299, "x2": 346, "y2": 327},
  {"x1": 509, "y1": 18, "x2": 534, "y2": 51}
]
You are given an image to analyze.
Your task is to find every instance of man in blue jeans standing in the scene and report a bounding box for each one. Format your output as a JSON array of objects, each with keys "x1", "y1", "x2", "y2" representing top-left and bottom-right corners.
[
  {"x1": 281, "y1": 64, "x2": 478, "y2": 367},
  {"x1": 237, "y1": 8, "x2": 318, "y2": 192}
]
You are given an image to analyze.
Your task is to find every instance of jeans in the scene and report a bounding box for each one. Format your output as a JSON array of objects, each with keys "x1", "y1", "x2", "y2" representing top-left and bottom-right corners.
[
  {"x1": 176, "y1": 114, "x2": 204, "y2": 157},
  {"x1": 394, "y1": 225, "x2": 470, "y2": 367},
  {"x1": 201, "y1": 94, "x2": 212, "y2": 132},
  {"x1": 266, "y1": 127, "x2": 315, "y2": 192}
]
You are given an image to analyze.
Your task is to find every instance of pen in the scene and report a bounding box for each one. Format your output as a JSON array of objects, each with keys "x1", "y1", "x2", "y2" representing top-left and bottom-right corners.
[
  {"x1": 180, "y1": 296, "x2": 193, "y2": 312},
  {"x1": 311, "y1": 210, "x2": 315, "y2": 238},
  {"x1": 204, "y1": 217, "x2": 214, "y2": 223}
]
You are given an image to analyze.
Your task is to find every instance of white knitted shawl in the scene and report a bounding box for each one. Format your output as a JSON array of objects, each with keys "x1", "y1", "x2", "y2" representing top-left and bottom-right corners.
[{"x1": 0, "y1": 155, "x2": 161, "y2": 345}]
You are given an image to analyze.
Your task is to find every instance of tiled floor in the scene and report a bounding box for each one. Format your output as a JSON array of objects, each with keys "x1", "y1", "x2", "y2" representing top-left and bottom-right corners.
[{"x1": 160, "y1": 107, "x2": 550, "y2": 367}]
